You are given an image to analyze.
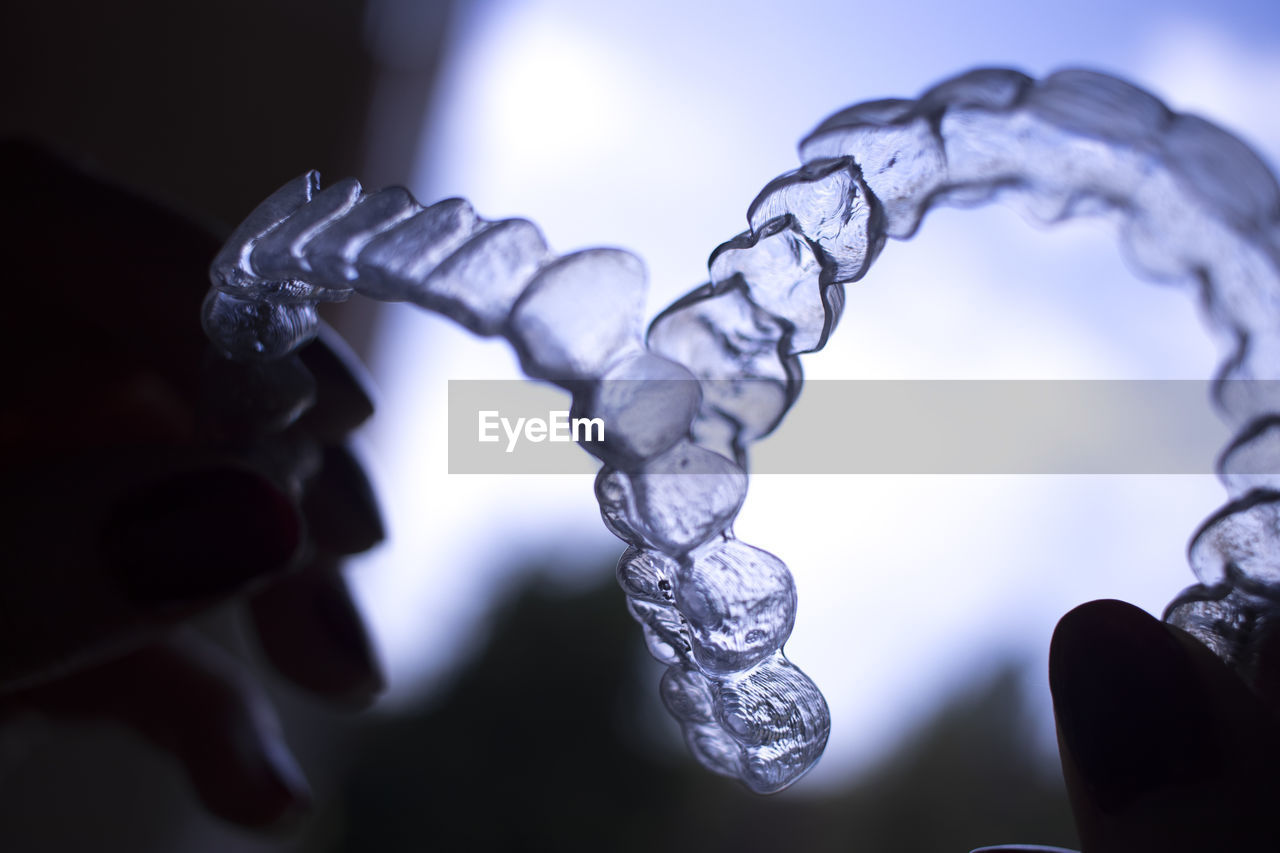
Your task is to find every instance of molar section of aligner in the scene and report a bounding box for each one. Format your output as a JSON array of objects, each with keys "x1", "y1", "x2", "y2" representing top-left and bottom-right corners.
[
  {"x1": 916, "y1": 67, "x2": 1033, "y2": 114},
  {"x1": 1026, "y1": 70, "x2": 1172, "y2": 147},
  {"x1": 1117, "y1": 179, "x2": 1206, "y2": 284},
  {"x1": 684, "y1": 721, "x2": 746, "y2": 780},
  {"x1": 616, "y1": 545, "x2": 680, "y2": 604},
  {"x1": 1188, "y1": 491, "x2": 1280, "y2": 594},
  {"x1": 908, "y1": 70, "x2": 1029, "y2": 209},
  {"x1": 799, "y1": 98, "x2": 943, "y2": 240},
  {"x1": 746, "y1": 157, "x2": 885, "y2": 291},
  {"x1": 1019, "y1": 71, "x2": 1280, "y2": 248},
  {"x1": 1165, "y1": 583, "x2": 1250, "y2": 664},
  {"x1": 626, "y1": 598, "x2": 694, "y2": 665},
  {"x1": 506, "y1": 248, "x2": 647, "y2": 387},
  {"x1": 617, "y1": 548, "x2": 695, "y2": 665},
  {"x1": 1213, "y1": 334, "x2": 1280, "y2": 429},
  {"x1": 939, "y1": 75, "x2": 1157, "y2": 229},
  {"x1": 713, "y1": 653, "x2": 831, "y2": 793},
  {"x1": 1166, "y1": 583, "x2": 1280, "y2": 705},
  {"x1": 660, "y1": 665, "x2": 716, "y2": 724},
  {"x1": 1015, "y1": 72, "x2": 1172, "y2": 222},
  {"x1": 1219, "y1": 417, "x2": 1280, "y2": 497},
  {"x1": 403, "y1": 218, "x2": 549, "y2": 336},
  {"x1": 1119, "y1": 161, "x2": 1272, "y2": 314},
  {"x1": 927, "y1": 73, "x2": 1077, "y2": 218},
  {"x1": 663, "y1": 669, "x2": 753, "y2": 779},
  {"x1": 303, "y1": 186, "x2": 421, "y2": 289},
  {"x1": 594, "y1": 466, "x2": 647, "y2": 547},
  {"x1": 572, "y1": 352, "x2": 701, "y2": 469},
  {"x1": 1161, "y1": 112, "x2": 1280, "y2": 237},
  {"x1": 1139, "y1": 117, "x2": 1280, "y2": 387},
  {"x1": 648, "y1": 283, "x2": 800, "y2": 450},
  {"x1": 674, "y1": 539, "x2": 797, "y2": 676}
]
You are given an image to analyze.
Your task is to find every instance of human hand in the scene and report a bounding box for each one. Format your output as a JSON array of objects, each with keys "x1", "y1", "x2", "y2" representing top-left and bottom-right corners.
[
  {"x1": 974, "y1": 598, "x2": 1280, "y2": 852},
  {"x1": 0, "y1": 140, "x2": 386, "y2": 828}
]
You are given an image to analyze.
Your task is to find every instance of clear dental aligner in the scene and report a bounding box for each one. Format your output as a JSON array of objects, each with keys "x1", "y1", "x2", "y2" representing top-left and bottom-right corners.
[
  {"x1": 202, "y1": 166, "x2": 829, "y2": 793},
  {"x1": 205, "y1": 67, "x2": 1280, "y2": 791}
]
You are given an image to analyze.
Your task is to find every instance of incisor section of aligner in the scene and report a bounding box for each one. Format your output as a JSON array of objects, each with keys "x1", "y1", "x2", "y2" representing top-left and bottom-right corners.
[
  {"x1": 205, "y1": 180, "x2": 540, "y2": 356},
  {"x1": 674, "y1": 539, "x2": 797, "y2": 676}
]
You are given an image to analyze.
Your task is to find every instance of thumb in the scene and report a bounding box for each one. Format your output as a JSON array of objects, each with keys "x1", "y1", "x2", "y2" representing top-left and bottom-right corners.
[{"x1": 1049, "y1": 599, "x2": 1280, "y2": 852}]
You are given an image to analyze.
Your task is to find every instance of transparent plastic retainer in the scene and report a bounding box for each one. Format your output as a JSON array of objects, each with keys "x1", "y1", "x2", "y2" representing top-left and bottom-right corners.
[{"x1": 203, "y1": 68, "x2": 1280, "y2": 794}]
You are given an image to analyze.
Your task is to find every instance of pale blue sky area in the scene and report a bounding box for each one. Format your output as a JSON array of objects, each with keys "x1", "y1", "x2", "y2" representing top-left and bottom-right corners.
[{"x1": 351, "y1": 0, "x2": 1280, "y2": 786}]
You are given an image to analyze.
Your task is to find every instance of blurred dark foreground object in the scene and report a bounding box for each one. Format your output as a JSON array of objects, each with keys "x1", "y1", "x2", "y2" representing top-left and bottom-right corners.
[
  {"x1": 1044, "y1": 599, "x2": 1280, "y2": 852},
  {"x1": 977, "y1": 598, "x2": 1280, "y2": 852},
  {"x1": 0, "y1": 139, "x2": 385, "y2": 829}
]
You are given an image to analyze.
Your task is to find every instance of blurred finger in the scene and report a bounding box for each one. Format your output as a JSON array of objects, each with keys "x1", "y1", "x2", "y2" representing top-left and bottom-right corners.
[
  {"x1": 1, "y1": 455, "x2": 302, "y2": 691},
  {"x1": 300, "y1": 443, "x2": 384, "y2": 555},
  {"x1": 103, "y1": 465, "x2": 302, "y2": 604},
  {"x1": 294, "y1": 324, "x2": 376, "y2": 442},
  {"x1": 1050, "y1": 599, "x2": 1280, "y2": 852},
  {"x1": 16, "y1": 629, "x2": 312, "y2": 829},
  {"x1": 247, "y1": 554, "x2": 384, "y2": 708},
  {"x1": 198, "y1": 350, "x2": 318, "y2": 441}
]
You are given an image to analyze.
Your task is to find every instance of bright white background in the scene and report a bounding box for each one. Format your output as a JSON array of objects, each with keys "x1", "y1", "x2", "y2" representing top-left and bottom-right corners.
[{"x1": 350, "y1": 0, "x2": 1280, "y2": 787}]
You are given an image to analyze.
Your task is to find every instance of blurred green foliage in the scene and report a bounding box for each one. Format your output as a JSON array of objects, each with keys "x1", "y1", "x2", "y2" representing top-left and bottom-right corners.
[{"x1": 333, "y1": 562, "x2": 1080, "y2": 853}]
